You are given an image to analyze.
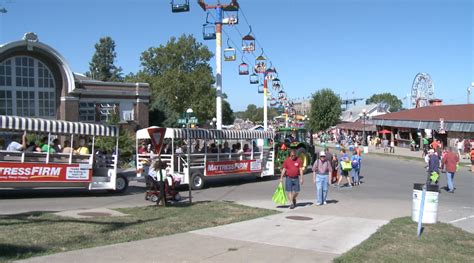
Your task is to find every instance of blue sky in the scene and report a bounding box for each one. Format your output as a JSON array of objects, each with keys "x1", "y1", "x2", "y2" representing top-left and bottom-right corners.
[{"x1": 0, "y1": 0, "x2": 472, "y2": 111}]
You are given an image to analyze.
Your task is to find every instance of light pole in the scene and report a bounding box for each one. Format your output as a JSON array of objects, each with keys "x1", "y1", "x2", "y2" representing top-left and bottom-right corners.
[
  {"x1": 468, "y1": 82, "x2": 473, "y2": 104},
  {"x1": 198, "y1": 1, "x2": 239, "y2": 130},
  {"x1": 185, "y1": 108, "x2": 193, "y2": 204},
  {"x1": 211, "y1": 117, "x2": 217, "y2": 129},
  {"x1": 359, "y1": 108, "x2": 368, "y2": 146}
]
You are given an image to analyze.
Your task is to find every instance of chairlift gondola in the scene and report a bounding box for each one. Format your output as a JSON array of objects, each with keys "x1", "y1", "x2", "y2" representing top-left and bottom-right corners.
[
  {"x1": 278, "y1": 90, "x2": 287, "y2": 100},
  {"x1": 171, "y1": 0, "x2": 190, "y2": 13},
  {"x1": 254, "y1": 49, "x2": 266, "y2": 74},
  {"x1": 242, "y1": 26, "x2": 255, "y2": 53},
  {"x1": 272, "y1": 78, "x2": 281, "y2": 90},
  {"x1": 224, "y1": 38, "x2": 236, "y2": 61},
  {"x1": 239, "y1": 61, "x2": 249, "y2": 75},
  {"x1": 257, "y1": 84, "x2": 264, "y2": 94},
  {"x1": 265, "y1": 65, "x2": 277, "y2": 80},
  {"x1": 203, "y1": 13, "x2": 216, "y2": 40},
  {"x1": 270, "y1": 97, "x2": 279, "y2": 107},
  {"x1": 222, "y1": 4, "x2": 238, "y2": 25},
  {"x1": 250, "y1": 73, "x2": 259, "y2": 84}
]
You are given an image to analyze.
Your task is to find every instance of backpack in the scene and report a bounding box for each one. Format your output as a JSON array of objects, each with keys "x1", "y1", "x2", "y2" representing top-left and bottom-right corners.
[{"x1": 351, "y1": 157, "x2": 359, "y2": 168}]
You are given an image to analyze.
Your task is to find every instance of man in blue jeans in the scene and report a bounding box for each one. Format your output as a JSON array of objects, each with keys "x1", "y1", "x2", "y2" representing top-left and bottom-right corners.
[
  {"x1": 312, "y1": 151, "x2": 333, "y2": 206},
  {"x1": 280, "y1": 150, "x2": 304, "y2": 209}
]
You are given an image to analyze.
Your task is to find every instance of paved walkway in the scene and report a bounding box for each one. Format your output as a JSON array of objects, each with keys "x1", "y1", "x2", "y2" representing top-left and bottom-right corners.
[
  {"x1": 17, "y1": 204, "x2": 388, "y2": 263},
  {"x1": 15, "y1": 145, "x2": 473, "y2": 263}
]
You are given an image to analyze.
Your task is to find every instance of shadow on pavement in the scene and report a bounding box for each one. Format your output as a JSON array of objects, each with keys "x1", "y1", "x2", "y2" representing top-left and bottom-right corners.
[{"x1": 0, "y1": 185, "x2": 147, "y2": 200}]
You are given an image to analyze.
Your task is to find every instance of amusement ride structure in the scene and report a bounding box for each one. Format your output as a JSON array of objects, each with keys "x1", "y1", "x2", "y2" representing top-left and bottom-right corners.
[
  {"x1": 169, "y1": 0, "x2": 295, "y2": 130},
  {"x1": 411, "y1": 73, "x2": 435, "y2": 108}
]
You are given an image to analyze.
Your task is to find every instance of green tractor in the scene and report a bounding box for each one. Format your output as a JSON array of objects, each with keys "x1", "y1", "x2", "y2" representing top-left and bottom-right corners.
[{"x1": 274, "y1": 127, "x2": 315, "y2": 172}]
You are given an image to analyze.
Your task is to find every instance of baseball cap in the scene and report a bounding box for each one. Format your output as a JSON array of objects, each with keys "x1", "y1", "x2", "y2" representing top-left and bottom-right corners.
[{"x1": 319, "y1": 151, "x2": 326, "y2": 156}]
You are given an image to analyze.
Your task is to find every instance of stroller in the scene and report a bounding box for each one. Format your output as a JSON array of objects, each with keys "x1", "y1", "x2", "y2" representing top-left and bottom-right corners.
[{"x1": 145, "y1": 161, "x2": 181, "y2": 205}]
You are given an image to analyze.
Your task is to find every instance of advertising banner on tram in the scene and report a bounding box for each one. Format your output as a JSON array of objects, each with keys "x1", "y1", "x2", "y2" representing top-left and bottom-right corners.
[
  {"x1": 0, "y1": 163, "x2": 92, "y2": 182},
  {"x1": 205, "y1": 159, "x2": 262, "y2": 176}
]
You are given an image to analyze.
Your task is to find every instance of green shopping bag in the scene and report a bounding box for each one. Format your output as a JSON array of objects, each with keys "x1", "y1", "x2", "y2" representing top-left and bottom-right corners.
[
  {"x1": 430, "y1": 171, "x2": 439, "y2": 183},
  {"x1": 456, "y1": 163, "x2": 460, "y2": 172},
  {"x1": 272, "y1": 182, "x2": 288, "y2": 205},
  {"x1": 341, "y1": 161, "x2": 352, "y2": 171}
]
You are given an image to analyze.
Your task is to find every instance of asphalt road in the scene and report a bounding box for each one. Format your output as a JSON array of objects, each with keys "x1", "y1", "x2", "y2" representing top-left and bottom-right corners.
[{"x1": 1, "y1": 154, "x2": 473, "y2": 232}]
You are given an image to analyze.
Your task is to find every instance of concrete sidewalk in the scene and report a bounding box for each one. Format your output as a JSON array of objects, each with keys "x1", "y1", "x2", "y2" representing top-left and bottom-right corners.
[{"x1": 16, "y1": 203, "x2": 388, "y2": 263}]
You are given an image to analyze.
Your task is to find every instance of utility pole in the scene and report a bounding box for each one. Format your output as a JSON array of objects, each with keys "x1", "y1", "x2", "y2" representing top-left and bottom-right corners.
[
  {"x1": 263, "y1": 78, "x2": 268, "y2": 130},
  {"x1": 198, "y1": 0, "x2": 239, "y2": 130},
  {"x1": 468, "y1": 82, "x2": 473, "y2": 104}
]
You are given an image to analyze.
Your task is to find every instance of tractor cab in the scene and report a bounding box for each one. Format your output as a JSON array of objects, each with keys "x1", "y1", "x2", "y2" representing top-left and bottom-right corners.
[{"x1": 274, "y1": 127, "x2": 314, "y2": 171}]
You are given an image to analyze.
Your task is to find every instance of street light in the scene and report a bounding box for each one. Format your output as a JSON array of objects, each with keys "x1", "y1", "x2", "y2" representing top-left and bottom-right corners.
[
  {"x1": 468, "y1": 82, "x2": 473, "y2": 104},
  {"x1": 359, "y1": 108, "x2": 368, "y2": 146},
  {"x1": 185, "y1": 108, "x2": 193, "y2": 203},
  {"x1": 211, "y1": 117, "x2": 217, "y2": 129}
]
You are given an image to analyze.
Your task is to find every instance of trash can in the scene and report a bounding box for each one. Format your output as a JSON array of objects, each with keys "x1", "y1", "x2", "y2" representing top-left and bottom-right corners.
[
  {"x1": 363, "y1": 146, "x2": 369, "y2": 154},
  {"x1": 412, "y1": 183, "x2": 439, "y2": 224}
]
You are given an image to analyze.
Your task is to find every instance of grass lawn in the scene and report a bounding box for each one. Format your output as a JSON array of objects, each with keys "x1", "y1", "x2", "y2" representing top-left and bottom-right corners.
[
  {"x1": 0, "y1": 201, "x2": 278, "y2": 262},
  {"x1": 334, "y1": 217, "x2": 474, "y2": 262}
]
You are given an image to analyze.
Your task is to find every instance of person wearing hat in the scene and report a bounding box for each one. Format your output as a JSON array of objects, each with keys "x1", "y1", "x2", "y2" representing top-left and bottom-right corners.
[{"x1": 312, "y1": 150, "x2": 333, "y2": 206}]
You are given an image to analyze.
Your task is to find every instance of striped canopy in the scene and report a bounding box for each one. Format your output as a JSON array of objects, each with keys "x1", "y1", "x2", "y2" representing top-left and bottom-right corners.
[
  {"x1": 0, "y1": 115, "x2": 118, "y2": 137},
  {"x1": 166, "y1": 128, "x2": 274, "y2": 140}
]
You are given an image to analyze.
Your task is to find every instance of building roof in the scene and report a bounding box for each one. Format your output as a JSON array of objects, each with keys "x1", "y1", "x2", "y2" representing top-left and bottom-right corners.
[
  {"x1": 373, "y1": 104, "x2": 474, "y2": 122},
  {"x1": 336, "y1": 120, "x2": 376, "y2": 132},
  {"x1": 372, "y1": 104, "x2": 474, "y2": 132},
  {"x1": 341, "y1": 104, "x2": 386, "y2": 123}
]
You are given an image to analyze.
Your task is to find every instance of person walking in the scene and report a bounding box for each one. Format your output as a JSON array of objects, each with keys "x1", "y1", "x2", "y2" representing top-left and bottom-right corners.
[
  {"x1": 427, "y1": 150, "x2": 440, "y2": 185},
  {"x1": 456, "y1": 138, "x2": 464, "y2": 157},
  {"x1": 442, "y1": 147, "x2": 459, "y2": 193},
  {"x1": 389, "y1": 140, "x2": 395, "y2": 153},
  {"x1": 351, "y1": 152, "x2": 362, "y2": 185},
  {"x1": 335, "y1": 149, "x2": 353, "y2": 188},
  {"x1": 470, "y1": 147, "x2": 474, "y2": 173},
  {"x1": 280, "y1": 150, "x2": 304, "y2": 209},
  {"x1": 330, "y1": 154, "x2": 339, "y2": 184},
  {"x1": 422, "y1": 137, "x2": 429, "y2": 157},
  {"x1": 312, "y1": 151, "x2": 333, "y2": 206},
  {"x1": 382, "y1": 138, "x2": 389, "y2": 153}
]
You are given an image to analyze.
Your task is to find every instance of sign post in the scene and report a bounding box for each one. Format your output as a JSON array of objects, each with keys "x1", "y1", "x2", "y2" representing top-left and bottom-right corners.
[{"x1": 183, "y1": 108, "x2": 197, "y2": 204}]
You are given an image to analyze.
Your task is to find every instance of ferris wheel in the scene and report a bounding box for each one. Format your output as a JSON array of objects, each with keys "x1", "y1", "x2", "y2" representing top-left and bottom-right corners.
[{"x1": 411, "y1": 73, "x2": 434, "y2": 108}]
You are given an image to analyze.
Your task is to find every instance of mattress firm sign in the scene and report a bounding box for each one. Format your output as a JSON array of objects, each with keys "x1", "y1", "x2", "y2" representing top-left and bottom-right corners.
[
  {"x1": 206, "y1": 159, "x2": 262, "y2": 176},
  {"x1": 0, "y1": 163, "x2": 91, "y2": 182}
]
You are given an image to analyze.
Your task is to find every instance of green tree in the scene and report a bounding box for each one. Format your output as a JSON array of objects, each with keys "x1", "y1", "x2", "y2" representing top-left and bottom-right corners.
[
  {"x1": 234, "y1": 104, "x2": 278, "y2": 123},
  {"x1": 308, "y1": 89, "x2": 342, "y2": 132},
  {"x1": 132, "y1": 34, "x2": 233, "y2": 127},
  {"x1": 222, "y1": 99, "x2": 235, "y2": 125},
  {"x1": 86, "y1": 36, "x2": 123, "y2": 81},
  {"x1": 94, "y1": 114, "x2": 135, "y2": 167},
  {"x1": 366, "y1": 92, "x2": 403, "y2": 112}
]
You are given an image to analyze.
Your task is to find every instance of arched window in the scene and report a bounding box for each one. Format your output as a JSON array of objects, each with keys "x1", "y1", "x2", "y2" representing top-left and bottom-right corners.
[{"x1": 0, "y1": 56, "x2": 56, "y2": 118}]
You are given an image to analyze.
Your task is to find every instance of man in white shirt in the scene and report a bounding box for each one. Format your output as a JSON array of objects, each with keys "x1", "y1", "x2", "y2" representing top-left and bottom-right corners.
[{"x1": 6, "y1": 132, "x2": 26, "y2": 151}]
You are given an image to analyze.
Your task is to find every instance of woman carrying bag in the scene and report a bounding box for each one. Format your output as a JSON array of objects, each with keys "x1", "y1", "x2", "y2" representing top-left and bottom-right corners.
[{"x1": 335, "y1": 149, "x2": 353, "y2": 188}]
